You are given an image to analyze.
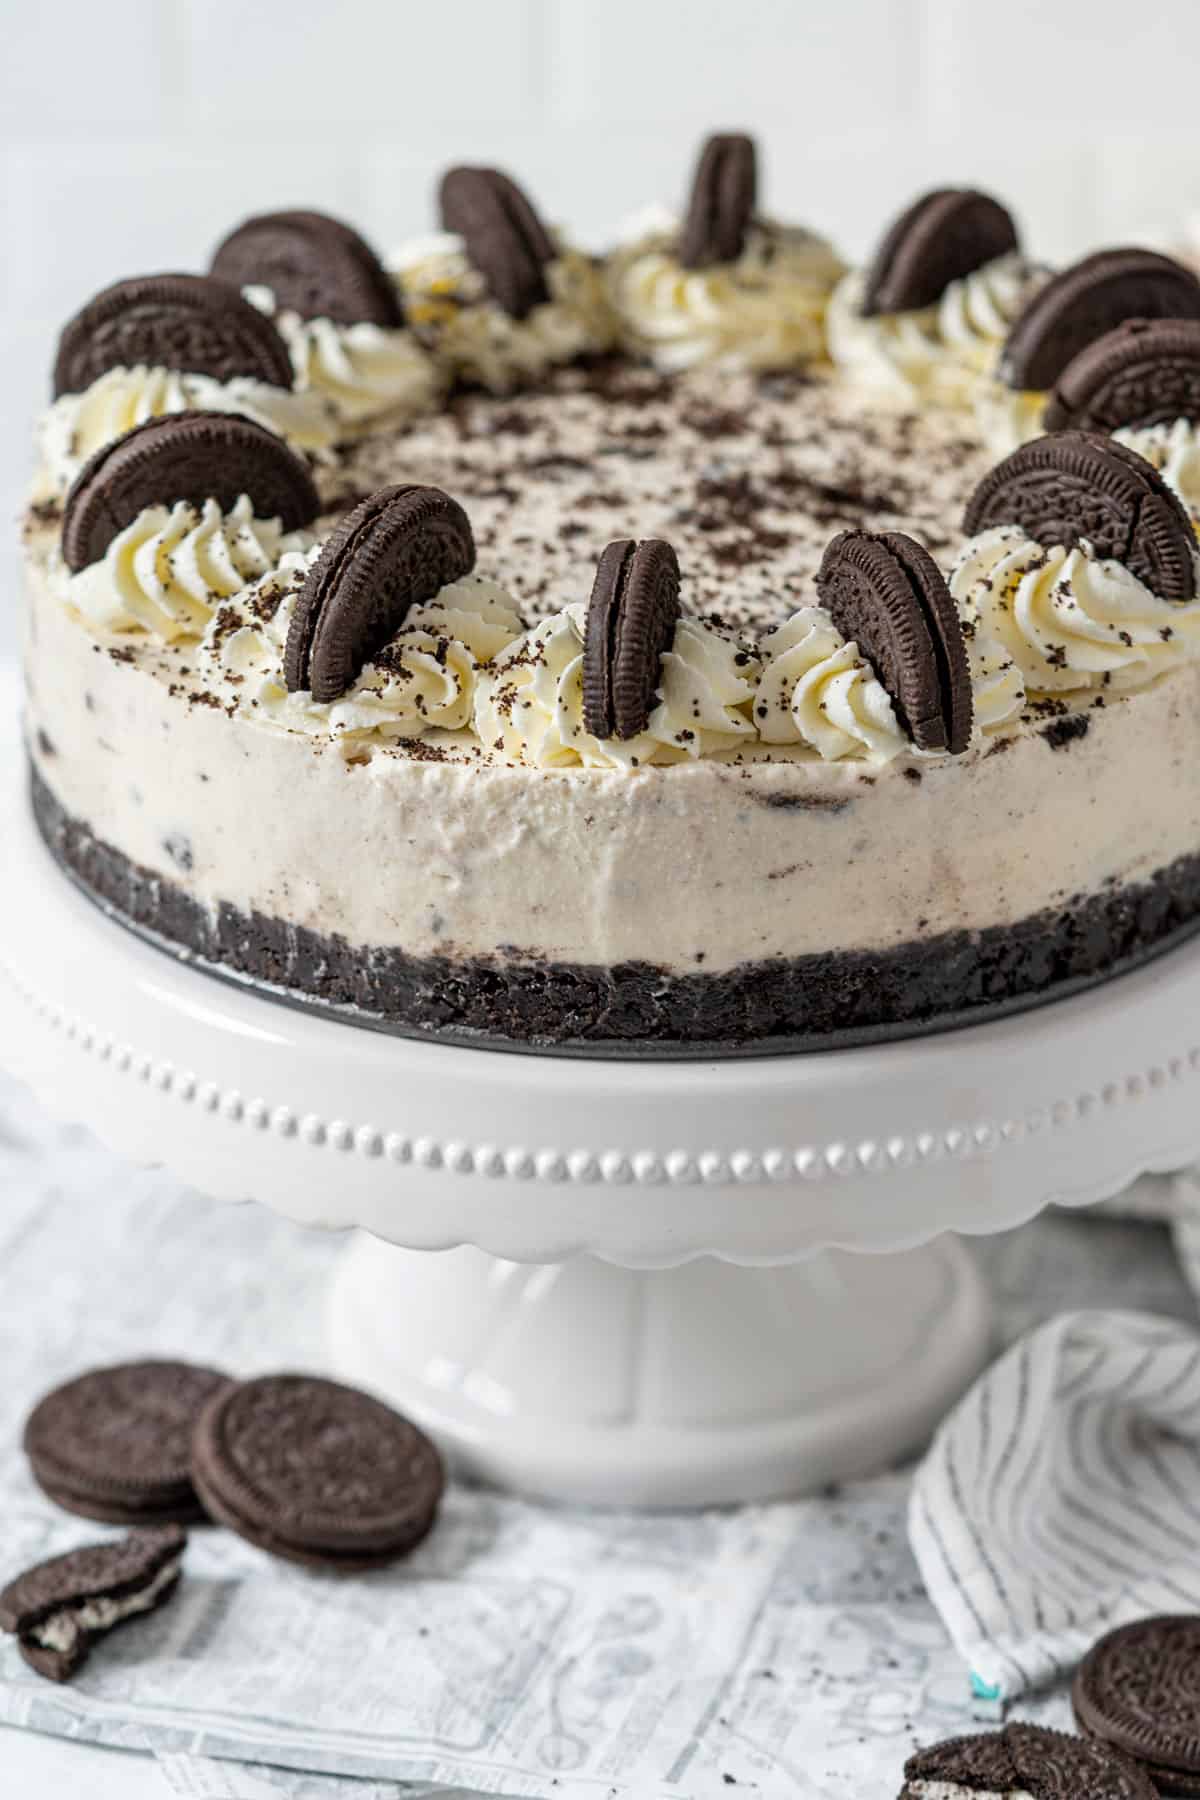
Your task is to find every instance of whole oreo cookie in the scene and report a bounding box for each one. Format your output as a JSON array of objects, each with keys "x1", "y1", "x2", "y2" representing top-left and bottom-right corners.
[
  {"x1": 861, "y1": 187, "x2": 1019, "y2": 318},
  {"x1": 439, "y1": 166, "x2": 556, "y2": 319},
  {"x1": 1043, "y1": 316, "x2": 1200, "y2": 433},
  {"x1": 61, "y1": 411, "x2": 320, "y2": 573},
  {"x1": 963, "y1": 429, "x2": 1197, "y2": 601},
  {"x1": 52, "y1": 272, "x2": 294, "y2": 399},
  {"x1": 210, "y1": 208, "x2": 403, "y2": 329},
  {"x1": 24, "y1": 1361, "x2": 231, "y2": 1525},
  {"x1": 999, "y1": 247, "x2": 1200, "y2": 393},
  {"x1": 284, "y1": 483, "x2": 475, "y2": 702},
  {"x1": 815, "y1": 528, "x2": 972, "y2": 754},
  {"x1": 677, "y1": 133, "x2": 758, "y2": 270},
  {"x1": 583, "y1": 538, "x2": 681, "y2": 741},
  {"x1": 901, "y1": 1722, "x2": 1157, "y2": 1799},
  {"x1": 1073, "y1": 1615, "x2": 1200, "y2": 1788},
  {"x1": 0, "y1": 1523, "x2": 186, "y2": 1683},
  {"x1": 189, "y1": 1374, "x2": 444, "y2": 1570}
]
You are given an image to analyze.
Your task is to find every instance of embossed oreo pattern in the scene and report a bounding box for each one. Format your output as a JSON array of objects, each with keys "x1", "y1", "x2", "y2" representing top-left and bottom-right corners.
[
  {"x1": 53, "y1": 273, "x2": 295, "y2": 399},
  {"x1": 1074, "y1": 1616, "x2": 1200, "y2": 1779},
  {"x1": 963, "y1": 431, "x2": 1198, "y2": 602}
]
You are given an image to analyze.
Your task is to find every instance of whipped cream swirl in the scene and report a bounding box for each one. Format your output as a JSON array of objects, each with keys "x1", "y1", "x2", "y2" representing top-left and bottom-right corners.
[
  {"x1": 474, "y1": 604, "x2": 758, "y2": 769},
  {"x1": 828, "y1": 253, "x2": 1047, "y2": 408},
  {"x1": 949, "y1": 524, "x2": 1200, "y2": 694},
  {"x1": 389, "y1": 234, "x2": 615, "y2": 394},
  {"x1": 754, "y1": 607, "x2": 908, "y2": 763},
  {"x1": 36, "y1": 364, "x2": 336, "y2": 499},
  {"x1": 605, "y1": 208, "x2": 845, "y2": 374},
  {"x1": 200, "y1": 567, "x2": 524, "y2": 744},
  {"x1": 60, "y1": 496, "x2": 313, "y2": 642},
  {"x1": 972, "y1": 374, "x2": 1047, "y2": 458},
  {"x1": 1114, "y1": 417, "x2": 1200, "y2": 533},
  {"x1": 244, "y1": 286, "x2": 442, "y2": 432}
]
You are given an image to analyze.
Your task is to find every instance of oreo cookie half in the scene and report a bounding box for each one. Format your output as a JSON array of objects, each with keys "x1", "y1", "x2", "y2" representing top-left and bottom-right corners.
[
  {"x1": 1073, "y1": 1615, "x2": 1200, "y2": 1788},
  {"x1": 901, "y1": 1723, "x2": 1157, "y2": 1799},
  {"x1": 284, "y1": 483, "x2": 475, "y2": 703},
  {"x1": 677, "y1": 132, "x2": 758, "y2": 270},
  {"x1": 963, "y1": 429, "x2": 1197, "y2": 601},
  {"x1": 583, "y1": 538, "x2": 681, "y2": 741},
  {"x1": 439, "y1": 166, "x2": 556, "y2": 319},
  {"x1": 52, "y1": 272, "x2": 294, "y2": 399},
  {"x1": 815, "y1": 528, "x2": 973, "y2": 754},
  {"x1": 61, "y1": 411, "x2": 320, "y2": 573},
  {"x1": 210, "y1": 208, "x2": 404, "y2": 328},
  {"x1": 999, "y1": 247, "x2": 1200, "y2": 393},
  {"x1": 0, "y1": 1524, "x2": 186, "y2": 1683},
  {"x1": 189, "y1": 1374, "x2": 444, "y2": 1571},
  {"x1": 1043, "y1": 316, "x2": 1200, "y2": 433},
  {"x1": 23, "y1": 1360, "x2": 232, "y2": 1524},
  {"x1": 861, "y1": 187, "x2": 1018, "y2": 317}
]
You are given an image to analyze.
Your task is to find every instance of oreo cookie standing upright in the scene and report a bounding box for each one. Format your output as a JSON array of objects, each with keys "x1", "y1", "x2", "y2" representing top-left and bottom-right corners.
[
  {"x1": 439, "y1": 166, "x2": 556, "y2": 319},
  {"x1": 677, "y1": 133, "x2": 758, "y2": 270},
  {"x1": 210, "y1": 208, "x2": 404, "y2": 329},
  {"x1": 61, "y1": 411, "x2": 321, "y2": 574},
  {"x1": 860, "y1": 187, "x2": 1019, "y2": 317},
  {"x1": 284, "y1": 483, "x2": 475, "y2": 702},
  {"x1": 52, "y1": 272, "x2": 295, "y2": 399},
  {"x1": 998, "y1": 247, "x2": 1200, "y2": 395},
  {"x1": 190, "y1": 1374, "x2": 444, "y2": 1570},
  {"x1": 1042, "y1": 316, "x2": 1200, "y2": 434},
  {"x1": 963, "y1": 430, "x2": 1198, "y2": 601},
  {"x1": 815, "y1": 528, "x2": 973, "y2": 754},
  {"x1": 582, "y1": 538, "x2": 682, "y2": 741},
  {"x1": 24, "y1": 1361, "x2": 231, "y2": 1525}
]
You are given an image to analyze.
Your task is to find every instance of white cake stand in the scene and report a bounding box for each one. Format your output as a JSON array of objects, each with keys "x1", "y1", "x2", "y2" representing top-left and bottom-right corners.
[{"x1": 5, "y1": 750, "x2": 1200, "y2": 1506}]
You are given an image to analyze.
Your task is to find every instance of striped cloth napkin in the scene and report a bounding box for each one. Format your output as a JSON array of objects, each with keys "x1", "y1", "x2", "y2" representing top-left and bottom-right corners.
[{"x1": 910, "y1": 1306, "x2": 1200, "y2": 1711}]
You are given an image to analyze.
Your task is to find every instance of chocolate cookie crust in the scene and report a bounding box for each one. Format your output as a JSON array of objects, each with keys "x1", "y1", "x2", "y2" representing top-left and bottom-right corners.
[{"x1": 31, "y1": 762, "x2": 1200, "y2": 1056}]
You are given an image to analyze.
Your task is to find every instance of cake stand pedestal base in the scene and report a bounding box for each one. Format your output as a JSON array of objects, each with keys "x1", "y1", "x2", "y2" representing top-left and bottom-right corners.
[{"x1": 328, "y1": 1234, "x2": 991, "y2": 1506}]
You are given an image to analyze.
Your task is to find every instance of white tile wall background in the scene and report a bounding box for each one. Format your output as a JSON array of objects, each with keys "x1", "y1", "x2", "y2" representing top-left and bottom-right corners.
[{"x1": 4, "y1": 0, "x2": 1200, "y2": 652}]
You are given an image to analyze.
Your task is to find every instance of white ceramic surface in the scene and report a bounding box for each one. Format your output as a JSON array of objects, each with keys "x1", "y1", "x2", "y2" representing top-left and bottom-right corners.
[{"x1": 6, "y1": 736, "x2": 1200, "y2": 1502}]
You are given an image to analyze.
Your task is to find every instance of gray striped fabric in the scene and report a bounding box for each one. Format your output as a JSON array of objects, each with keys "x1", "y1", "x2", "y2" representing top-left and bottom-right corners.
[{"x1": 909, "y1": 1308, "x2": 1200, "y2": 1707}]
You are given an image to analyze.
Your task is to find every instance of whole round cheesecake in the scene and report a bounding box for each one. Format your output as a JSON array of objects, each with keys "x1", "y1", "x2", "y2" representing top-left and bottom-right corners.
[{"x1": 21, "y1": 146, "x2": 1200, "y2": 1054}]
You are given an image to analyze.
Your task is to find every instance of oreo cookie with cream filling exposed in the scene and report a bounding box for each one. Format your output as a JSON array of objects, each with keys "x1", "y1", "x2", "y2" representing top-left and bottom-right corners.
[
  {"x1": 61, "y1": 411, "x2": 320, "y2": 573},
  {"x1": 860, "y1": 187, "x2": 1019, "y2": 318},
  {"x1": 210, "y1": 208, "x2": 404, "y2": 329},
  {"x1": 963, "y1": 429, "x2": 1197, "y2": 602},
  {"x1": 900, "y1": 1722, "x2": 1157, "y2": 1799},
  {"x1": 0, "y1": 1524, "x2": 186, "y2": 1683},
  {"x1": 439, "y1": 166, "x2": 556, "y2": 320},
  {"x1": 815, "y1": 528, "x2": 973, "y2": 754},
  {"x1": 189, "y1": 1374, "x2": 444, "y2": 1571},
  {"x1": 583, "y1": 538, "x2": 681, "y2": 741},
  {"x1": 998, "y1": 247, "x2": 1200, "y2": 393},
  {"x1": 1073, "y1": 1615, "x2": 1200, "y2": 1791},
  {"x1": 1043, "y1": 316, "x2": 1200, "y2": 433},
  {"x1": 677, "y1": 133, "x2": 758, "y2": 270},
  {"x1": 284, "y1": 483, "x2": 475, "y2": 703},
  {"x1": 52, "y1": 272, "x2": 294, "y2": 399},
  {"x1": 24, "y1": 1359, "x2": 232, "y2": 1524}
]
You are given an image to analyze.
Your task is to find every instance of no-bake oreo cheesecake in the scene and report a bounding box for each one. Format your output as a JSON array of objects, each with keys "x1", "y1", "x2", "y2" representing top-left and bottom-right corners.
[{"x1": 21, "y1": 140, "x2": 1200, "y2": 1052}]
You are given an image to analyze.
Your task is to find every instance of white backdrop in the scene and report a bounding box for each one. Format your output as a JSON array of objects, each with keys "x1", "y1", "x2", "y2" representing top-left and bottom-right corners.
[{"x1": 5, "y1": 0, "x2": 1200, "y2": 653}]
